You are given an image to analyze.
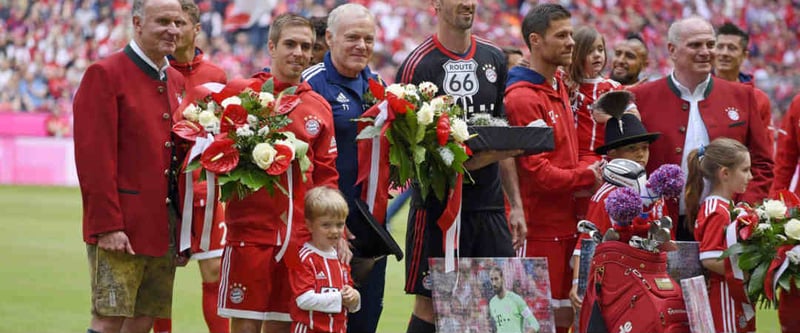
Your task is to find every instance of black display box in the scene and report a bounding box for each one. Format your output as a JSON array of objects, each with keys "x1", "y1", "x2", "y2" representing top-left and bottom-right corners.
[{"x1": 466, "y1": 126, "x2": 555, "y2": 156}]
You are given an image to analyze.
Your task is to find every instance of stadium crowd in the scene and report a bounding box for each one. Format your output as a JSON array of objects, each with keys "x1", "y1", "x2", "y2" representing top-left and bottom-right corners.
[{"x1": 1, "y1": 0, "x2": 800, "y2": 133}]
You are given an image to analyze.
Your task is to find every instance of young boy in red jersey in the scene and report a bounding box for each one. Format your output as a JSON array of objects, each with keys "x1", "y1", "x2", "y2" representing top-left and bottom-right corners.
[
  {"x1": 568, "y1": 112, "x2": 664, "y2": 311},
  {"x1": 290, "y1": 186, "x2": 360, "y2": 333}
]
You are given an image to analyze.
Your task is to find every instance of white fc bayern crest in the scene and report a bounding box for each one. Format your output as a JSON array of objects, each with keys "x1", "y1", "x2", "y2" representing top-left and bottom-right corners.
[
  {"x1": 304, "y1": 115, "x2": 321, "y2": 136},
  {"x1": 726, "y1": 107, "x2": 740, "y2": 121},
  {"x1": 229, "y1": 283, "x2": 246, "y2": 304},
  {"x1": 483, "y1": 64, "x2": 497, "y2": 83}
]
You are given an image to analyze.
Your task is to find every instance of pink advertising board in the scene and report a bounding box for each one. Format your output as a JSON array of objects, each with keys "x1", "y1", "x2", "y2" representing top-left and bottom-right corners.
[{"x1": 0, "y1": 137, "x2": 78, "y2": 186}]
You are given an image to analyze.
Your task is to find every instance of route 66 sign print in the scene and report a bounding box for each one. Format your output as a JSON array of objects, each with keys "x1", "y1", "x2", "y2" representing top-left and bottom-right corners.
[{"x1": 442, "y1": 59, "x2": 479, "y2": 99}]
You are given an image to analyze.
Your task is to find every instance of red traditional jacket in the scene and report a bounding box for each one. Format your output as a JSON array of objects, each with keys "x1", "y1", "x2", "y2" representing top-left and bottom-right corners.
[
  {"x1": 74, "y1": 45, "x2": 186, "y2": 256},
  {"x1": 631, "y1": 76, "x2": 773, "y2": 220}
]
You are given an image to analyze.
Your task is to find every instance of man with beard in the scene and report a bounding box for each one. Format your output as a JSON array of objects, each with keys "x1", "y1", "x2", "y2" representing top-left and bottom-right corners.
[
  {"x1": 217, "y1": 14, "x2": 339, "y2": 333},
  {"x1": 504, "y1": 4, "x2": 603, "y2": 332},
  {"x1": 609, "y1": 34, "x2": 649, "y2": 86},
  {"x1": 303, "y1": 4, "x2": 388, "y2": 332},
  {"x1": 396, "y1": 0, "x2": 524, "y2": 331},
  {"x1": 488, "y1": 267, "x2": 540, "y2": 333},
  {"x1": 714, "y1": 22, "x2": 773, "y2": 148},
  {"x1": 630, "y1": 16, "x2": 773, "y2": 241}
]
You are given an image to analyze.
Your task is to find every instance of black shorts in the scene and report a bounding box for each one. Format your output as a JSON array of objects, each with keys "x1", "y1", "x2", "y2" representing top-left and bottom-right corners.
[{"x1": 404, "y1": 202, "x2": 514, "y2": 297}]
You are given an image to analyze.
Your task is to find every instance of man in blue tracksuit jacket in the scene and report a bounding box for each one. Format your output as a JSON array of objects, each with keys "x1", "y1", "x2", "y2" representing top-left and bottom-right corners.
[{"x1": 302, "y1": 4, "x2": 386, "y2": 332}]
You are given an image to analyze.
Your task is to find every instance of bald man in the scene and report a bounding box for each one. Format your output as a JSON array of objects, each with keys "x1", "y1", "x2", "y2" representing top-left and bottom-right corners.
[{"x1": 630, "y1": 16, "x2": 773, "y2": 241}]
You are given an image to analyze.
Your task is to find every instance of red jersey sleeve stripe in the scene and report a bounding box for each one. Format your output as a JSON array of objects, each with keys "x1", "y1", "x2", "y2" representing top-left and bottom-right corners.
[{"x1": 400, "y1": 37, "x2": 435, "y2": 84}]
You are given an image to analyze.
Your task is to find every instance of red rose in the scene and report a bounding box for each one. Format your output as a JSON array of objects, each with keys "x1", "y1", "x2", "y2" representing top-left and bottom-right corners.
[{"x1": 201, "y1": 138, "x2": 239, "y2": 174}]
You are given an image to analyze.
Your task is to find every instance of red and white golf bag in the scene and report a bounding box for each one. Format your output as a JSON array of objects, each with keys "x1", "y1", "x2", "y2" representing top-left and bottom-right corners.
[{"x1": 579, "y1": 241, "x2": 690, "y2": 333}]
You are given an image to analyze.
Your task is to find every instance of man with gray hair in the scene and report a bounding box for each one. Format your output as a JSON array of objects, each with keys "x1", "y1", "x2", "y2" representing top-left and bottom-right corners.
[
  {"x1": 630, "y1": 16, "x2": 773, "y2": 241},
  {"x1": 302, "y1": 4, "x2": 387, "y2": 332},
  {"x1": 73, "y1": 0, "x2": 187, "y2": 332}
]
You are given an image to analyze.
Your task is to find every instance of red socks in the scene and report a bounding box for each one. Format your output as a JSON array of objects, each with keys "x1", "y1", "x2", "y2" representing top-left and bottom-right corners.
[
  {"x1": 151, "y1": 282, "x2": 228, "y2": 333},
  {"x1": 152, "y1": 318, "x2": 171, "y2": 333},
  {"x1": 203, "y1": 281, "x2": 229, "y2": 333}
]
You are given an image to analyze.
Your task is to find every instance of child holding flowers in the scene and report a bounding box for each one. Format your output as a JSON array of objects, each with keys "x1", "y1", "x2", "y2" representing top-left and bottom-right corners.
[{"x1": 685, "y1": 137, "x2": 755, "y2": 333}]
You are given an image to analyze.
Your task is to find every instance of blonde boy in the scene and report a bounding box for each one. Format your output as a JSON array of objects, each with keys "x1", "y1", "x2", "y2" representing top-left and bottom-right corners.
[{"x1": 289, "y1": 187, "x2": 360, "y2": 333}]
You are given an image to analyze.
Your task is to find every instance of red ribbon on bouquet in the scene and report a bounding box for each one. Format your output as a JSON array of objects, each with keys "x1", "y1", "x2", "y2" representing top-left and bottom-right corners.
[
  {"x1": 356, "y1": 100, "x2": 394, "y2": 226},
  {"x1": 438, "y1": 174, "x2": 463, "y2": 272}
]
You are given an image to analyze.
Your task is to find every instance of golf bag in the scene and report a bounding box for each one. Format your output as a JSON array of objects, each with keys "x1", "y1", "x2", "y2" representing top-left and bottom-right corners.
[{"x1": 579, "y1": 241, "x2": 689, "y2": 333}]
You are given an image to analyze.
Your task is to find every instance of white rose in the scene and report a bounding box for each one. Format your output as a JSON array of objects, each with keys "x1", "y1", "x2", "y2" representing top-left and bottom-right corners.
[
  {"x1": 450, "y1": 118, "x2": 470, "y2": 143},
  {"x1": 259, "y1": 92, "x2": 275, "y2": 106},
  {"x1": 785, "y1": 219, "x2": 800, "y2": 240},
  {"x1": 182, "y1": 103, "x2": 200, "y2": 121},
  {"x1": 763, "y1": 200, "x2": 788, "y2": 219},
  {"x1": 198, "y1": 110, "x2": 219, "y2": 128},
  {"x1": 787, "y1": 247, "x2": 800, "y2": 265},
  {"x1": 251, "y1": 143, "x2": 277, "y2": 170},
  {"x1": 419, "y1": 81, "x2": 438, "y2": 98},
  {"x1": 385, "y1": 83, "x2": 405, "y2": 98},
  {"x1": 221, "y1": 96, "x2": 242, "y2": 108},
  {"x1": 417, "y1": 102, "x2": 435, "y2": 126}
]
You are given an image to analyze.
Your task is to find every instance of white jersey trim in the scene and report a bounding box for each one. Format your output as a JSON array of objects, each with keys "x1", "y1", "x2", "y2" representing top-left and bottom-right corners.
[
  {"x1": 217, "y1": 308, "x2": 290, "y2": 321},
  {"x1": 191, "y1": 249, "x2": 224, "y2": 260}
]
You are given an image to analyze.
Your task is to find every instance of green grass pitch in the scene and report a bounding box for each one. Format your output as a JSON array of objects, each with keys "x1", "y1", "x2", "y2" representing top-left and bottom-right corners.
[{"x1": 0, "y1": 185, "x2": 780, "y2": 332}]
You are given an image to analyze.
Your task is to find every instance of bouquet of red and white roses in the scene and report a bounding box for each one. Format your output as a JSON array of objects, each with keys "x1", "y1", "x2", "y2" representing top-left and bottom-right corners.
[
  {"x1": 724, "y1": 191, "x2": 800, "y2": 307},
  {"x1": 173, "y1": 78, "x2": 311, "y2": 201},
  {"x1": 357, "y1": 79, "x2": 472, "y2": 202}
]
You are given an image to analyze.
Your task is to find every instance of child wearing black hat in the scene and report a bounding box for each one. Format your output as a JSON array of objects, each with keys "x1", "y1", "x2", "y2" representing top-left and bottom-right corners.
[{"x1": 568, "y1": 91, "x2": 666, "y2": 311}]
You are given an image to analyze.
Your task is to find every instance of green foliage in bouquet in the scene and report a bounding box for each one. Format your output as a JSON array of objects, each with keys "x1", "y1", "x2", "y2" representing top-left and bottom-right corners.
[
  {"x1": 357, "y1": 80, "x2": 473, "y2": 202},
  {"x1": 723, "y1": 194, "x2": 800, "y2": 308}
]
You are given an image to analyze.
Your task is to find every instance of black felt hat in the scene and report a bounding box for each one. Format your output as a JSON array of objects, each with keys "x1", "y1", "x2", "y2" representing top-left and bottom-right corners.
[{"x1": 594, "y1": 91, "x2": 660, "y2": 155}]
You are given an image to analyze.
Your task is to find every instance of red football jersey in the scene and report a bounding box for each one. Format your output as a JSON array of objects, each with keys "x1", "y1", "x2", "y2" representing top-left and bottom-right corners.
[
  {"x1": 694, "y1": 196, "x2": 755, "y2": 332},
  {"x1": 289, "y1": 243, "x2": 358, "y2": 333}
]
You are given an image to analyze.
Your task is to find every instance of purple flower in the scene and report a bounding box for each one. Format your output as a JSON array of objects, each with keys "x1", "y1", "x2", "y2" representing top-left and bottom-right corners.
[
  {"x1": 647, "y1": 164, "x2": 685, "y2": 199},
  {"x1": 606, "y1": 187, "x2": 643, "y2": 227}
]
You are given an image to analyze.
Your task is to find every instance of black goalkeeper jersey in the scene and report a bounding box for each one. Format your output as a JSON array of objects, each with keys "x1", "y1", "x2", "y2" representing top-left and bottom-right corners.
[{"x1": 396, "y1": 34, "x2": 508, "y2": 212}]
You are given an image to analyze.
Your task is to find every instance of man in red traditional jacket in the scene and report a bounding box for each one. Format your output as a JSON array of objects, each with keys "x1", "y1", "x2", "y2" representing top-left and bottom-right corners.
[
  {"x1": 73, "y1": 0, "x2": 187, "y2": 332},
  {"x1": 153, "y1": 1, "x2": 229, "y2": 332},
  {"x1": 505, "y1": 4, "x2": 602, "y2": 332},
  {"x1": 217, "y1": 13, "x2": 338, "y2": 333},
  {"x1": 630, "y1": 16, "x2": 773, "y2": 241}
]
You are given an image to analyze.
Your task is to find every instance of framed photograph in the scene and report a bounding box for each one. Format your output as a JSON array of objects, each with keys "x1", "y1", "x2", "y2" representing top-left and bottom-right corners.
[
  {"x1": 430, "y1": 257, "x2": 555, "y2": 333},
  {"x1": 680, "y1": 276, "x2": 715, "y2": 333}
]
